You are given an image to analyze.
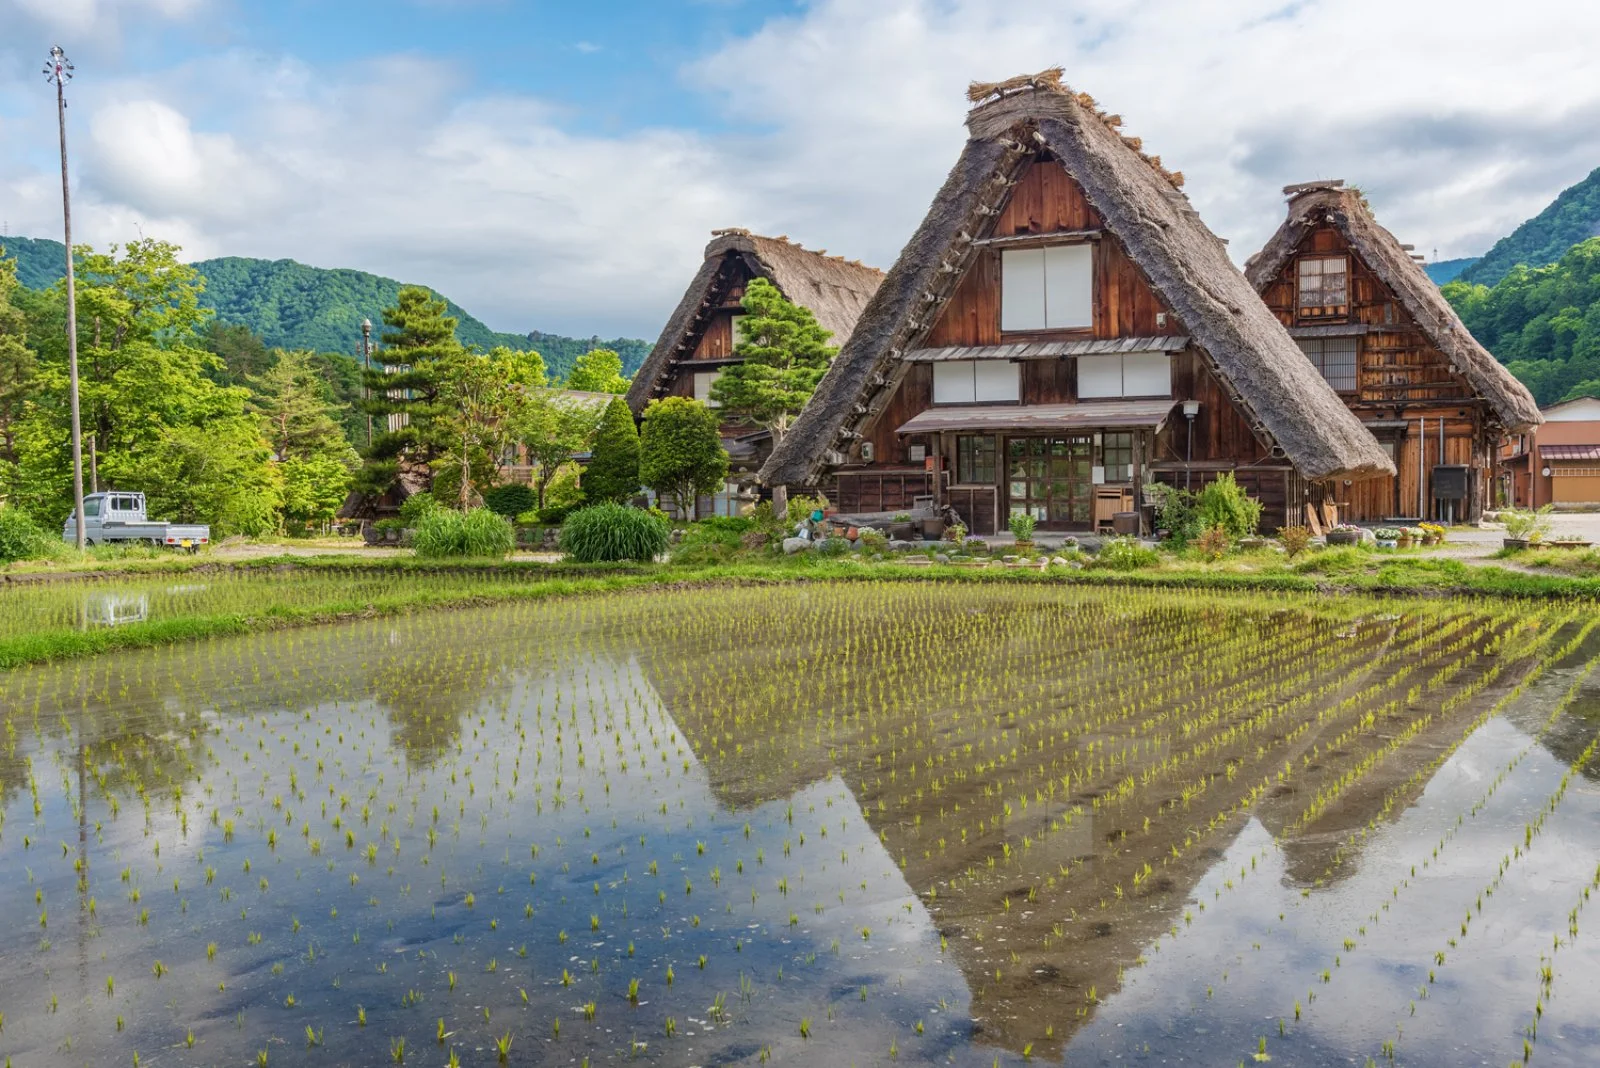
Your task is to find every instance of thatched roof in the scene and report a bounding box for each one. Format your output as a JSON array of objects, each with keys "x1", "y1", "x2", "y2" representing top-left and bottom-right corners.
[
  {"x1": 1245, "y1": 181, "x2": 1542, "y2": 432},
  {"x1": 626, "y1": 229, "x2": 884, "y2": 414},
  {"x1": 761, "y1": 70, "x2": 1394, "y2": 487}
]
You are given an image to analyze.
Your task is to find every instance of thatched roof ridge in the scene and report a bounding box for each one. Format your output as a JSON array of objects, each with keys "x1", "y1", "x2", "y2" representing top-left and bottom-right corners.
[
  {"x1": 1244, "y1": 186, "x2": 1542, "y2": 432},
  {"x1": 761, "y1": 76, "x2": 1393, "y2": 487},
  {"x1": 625, "y1": 230, "x2": 883, "y2": 414}
]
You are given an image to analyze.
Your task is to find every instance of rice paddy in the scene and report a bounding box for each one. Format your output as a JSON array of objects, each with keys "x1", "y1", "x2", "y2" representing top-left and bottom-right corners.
[{"x1": 1, "y1": 581, "x2": 1597, "y2": 1066}]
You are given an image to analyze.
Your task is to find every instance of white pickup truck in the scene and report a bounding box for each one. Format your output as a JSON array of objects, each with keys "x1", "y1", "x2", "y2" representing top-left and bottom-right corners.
[{"x1": 63, "y1": 492, "x2": 211, "y2": 551}]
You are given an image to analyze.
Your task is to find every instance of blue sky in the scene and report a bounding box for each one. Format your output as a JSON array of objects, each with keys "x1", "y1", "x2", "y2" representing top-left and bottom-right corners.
[{"x1": 2, "y1": 0, "x2": 1598, "y2": 340}]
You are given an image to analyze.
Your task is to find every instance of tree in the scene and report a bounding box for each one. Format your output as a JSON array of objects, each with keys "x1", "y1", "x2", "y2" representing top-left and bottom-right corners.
[
  {"x1": 638, "y1": 397, "x2": 727, "y2": 521},
  {"x1": 709, "y1": 277, "x2": 837, "y2": 442},
  {"x1": 565, "y1": 348, "x2": 630, "y2": 394},
  {"x1": 119, "y1": 416, "x2": 283, "y2": 536},
  {"x1": 0, "y1": 251, "x2": 36, "y2": 500},
  {"x1": 583, "y1": 397, "x2": 641, "y2": 504},
  {"x1": 515, "y1": 391, "x2": 601, "y2": 511},
  {"x1": 250, "y1": 349, "x2": 359, "y2": 530},
  {"x1": 203, "y1": 321, "x2": 273, "y2": 384},
  {"x1": 356, "y1": 286, "x2": 464, "y2": 500},
  {"x1": 433, "y1": 347, "x2": 522, "y2": 510}
]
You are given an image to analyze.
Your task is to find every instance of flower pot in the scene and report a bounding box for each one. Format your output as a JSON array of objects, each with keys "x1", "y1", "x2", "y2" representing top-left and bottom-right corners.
[
  {"x1": 1551, "y1": 540, "x2": 1592, "y2": 550},
  {"x1": 1326, "y1": 531, "x2": 1360, "y2": 547},
  {"x1": 1376, "y1": 538, "x2": 1397, "y2": 549},
  {"x1": 1422, "y1": 535, "x2": 1440, "y2": 546},
  {"x1": 920, "y1": 517, "x2": 946, "y2": 541},
  {"x1": 889, "y1": 522, "x2": 915, "y2": 541},
  {"x1": 1502, "y1": 537, "x2": 1529, "y2": 551},
  {"x1": 1396, "y1": 536, "x2": 1412, "y2": 549},
  {"x1": 1015, "y1": 539, "x2": 1034, "y2": 552}
]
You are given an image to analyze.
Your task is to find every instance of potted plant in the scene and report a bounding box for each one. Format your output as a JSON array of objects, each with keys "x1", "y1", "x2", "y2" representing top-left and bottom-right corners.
[
  {"x1": 1418, "y1": 522, "x2": 1446, "y2": 546},
  {"x1": 1398, "y1": 526, "x2": 1424, "y2": 549},
  {"x1": 943, "y1": 521, "x2": 968, "y2": 546},
  {"x1": 889, "y1": 513, "x2": 915, "y2": 541},
  {"x1": 1501, "y1": 505, "x2": 1552, "y2": 550},
  {"x1": 1325, "y1": 524, "x2": 1363, "y2": 547},
  {"x1": 920, "y1": 514, "x2": 946, "y2": 541},
  {"x1": 1372, "y1": 527, "x2": 1401, "y2": 549},
  {"x1": 1008, "y1": 512, "x2": 1037, "y2": 549}
]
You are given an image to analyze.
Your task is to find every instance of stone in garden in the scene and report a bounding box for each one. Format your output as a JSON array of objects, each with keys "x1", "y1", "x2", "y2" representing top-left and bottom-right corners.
[
  {"x1": 782, "y1": 537, "x2": 812, "y2": 555},
  {"x1": 934, "y1": 553, "x2": 950, "y2": 564},
  {"x1": 1051, "y1": 556, "x2": 1071, "y2": 567},
  {"x1": 888, "y1": 540, "x2": 914, "y2": 551}
]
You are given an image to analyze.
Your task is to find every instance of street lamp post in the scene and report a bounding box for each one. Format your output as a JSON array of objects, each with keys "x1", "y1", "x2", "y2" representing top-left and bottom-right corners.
[
  {"x1": 361, "y1": 318, "x2": 373, "y2": 448},
  {"x1": 45, "y1": 46, "x2": 86, "y2": 549},
  {"x1": 1182, "y1": 399, "x2": 1201, "y2": 492}
]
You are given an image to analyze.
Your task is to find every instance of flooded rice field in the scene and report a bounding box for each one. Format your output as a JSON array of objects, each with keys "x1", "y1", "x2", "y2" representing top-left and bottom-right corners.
[{"x1": 1, "y1": 582, "x2": 1597, "y2": 1066}]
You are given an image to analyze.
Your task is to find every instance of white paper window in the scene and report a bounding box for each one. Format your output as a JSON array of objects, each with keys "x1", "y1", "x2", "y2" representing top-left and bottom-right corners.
[
  {"x1": 1078, "y1": 352, "x2": 1172, "y2": 399},
  {"x1": 933, "y1": 360, "x2": 1020, "y2": 404},
  {"x1": 1044, "y1": 245, "x2": 1093, "y2": 328},
  {"x1": 1077, "y1": 355, "x2": 1124, "y2": 399},
  {"x1": 1002, "y1": 245, "x2": 1093, "y2": 331},
  {"x1": 1001, "y1": 249, "x2": 1046, "y2": 331},
  {"x1": 729, "y1": 314, "x2": 747, "y2": 349},
  {"x1": 693, "y1": 370, "x2": 722, "y2": 407}
]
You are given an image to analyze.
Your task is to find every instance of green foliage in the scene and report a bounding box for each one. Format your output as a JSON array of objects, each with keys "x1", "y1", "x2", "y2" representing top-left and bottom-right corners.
[
  {"x1": 1278, "y1": 525, "x2": 1312, "y2": 559},
  {"x1": 412, "y1": 507, "x2": 514, "y2": 558},
  {"x1": 1459, "y1": 166, "x2": 1600, "y2": 286},
  {"x1": 514, "y1": 392, "x2": 603, "y2": 510},
  {"x1": 433, "y1": 346, "x2": 524, "y2": 509},
  {"x1": 1502, "y1": 505, "x2": 1554, "y2": 543},
  {"x1": 1143, "y1": 481, "x2": 1201, "y2": 545},
  {"x1": 120, "y1": 417, "x2": 284, "y2": 537},
  {"x1": 564, "y1": 349, "x2": 630, "y2": 394},
  {"x1": 0, "y1": 506, "x2": 49, "y2": 563},
  {"x1": 584, "y1": 398, "x2": 641, "y2": 504},
  {"x1": 559, "y1": 503, "x2": 668, "y2": 563},
  {"x1": 0, "y1": 250, "x2": 34, "y2": 494},
  {"x1": 484, "y1": 484, "x2": 537, "y2": 519},
  {"x1": 667, "y1": 517, "x2": 756, "y2": 566},
  {"x1": 1007, "y1": 512, "x2": 1036, "y2": 542},
  {"x1": 1195, "y1": 473, "x2": 1262, "y2": 538},
  {"x1": 1092, "y1": 537, "x2": 1159, "y2": 571},
  {"x1": 398, "y1": 492, "x2": 440, "y2": 527},
  {"x1": 786, "y1": 495, "x2": 826, "y2": 525},
  {"x1": 1423, "y1": 258, "x2": 1479, "y2": 285},
  {"x1": 357, "y1": 287, "x2": 466, "y2": 500},
  {"x1": 1446, "y1": 238, "x2": 1600, "y2": 406},
  {"x1": 709, "y1": 278, "x2": 837, "y2": 441},
  {"x1": 1195, "y1": 524, "x2": 1231, "y2": 561},
  {"x1": 638, "y1": 398, "x2": 728, "y2": 520},
  {"x1": 280, "y1": 455, "x2": 354, "y2": 530}
]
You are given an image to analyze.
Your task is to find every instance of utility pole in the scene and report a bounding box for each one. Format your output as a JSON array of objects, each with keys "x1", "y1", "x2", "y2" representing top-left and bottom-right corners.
[
  {"x1": 361, "y1": 318, "x2": 373, "y2": 448},
  {"x1": 46, "y1": 46, "x2": 86, "y2": 550}
]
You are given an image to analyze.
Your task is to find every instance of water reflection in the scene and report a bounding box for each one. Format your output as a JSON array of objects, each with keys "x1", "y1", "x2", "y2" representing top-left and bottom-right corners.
[
  {"x1": 0, "y1": 588, "x2": 1594, "y2": 1067},
  {"x1": 79, "y1": 592, "x2": 149, "y2": 627}
]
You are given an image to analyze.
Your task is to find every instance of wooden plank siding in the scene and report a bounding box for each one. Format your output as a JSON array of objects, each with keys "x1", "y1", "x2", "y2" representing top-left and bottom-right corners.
[{"x1": 1257, "y1": 222, "x2": 1490, "y2": 521}]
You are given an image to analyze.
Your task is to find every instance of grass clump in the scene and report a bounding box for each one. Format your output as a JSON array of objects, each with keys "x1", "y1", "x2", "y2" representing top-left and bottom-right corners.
[
  {"x1": 412, "y1": 508, "x2": 515, "y2": 559},
  {"x1": 0, "y1": 506, "x2": 53, "y2": 563},
  {"x1": 559, "y1": 503, "x2": 668, "y2": 563}
]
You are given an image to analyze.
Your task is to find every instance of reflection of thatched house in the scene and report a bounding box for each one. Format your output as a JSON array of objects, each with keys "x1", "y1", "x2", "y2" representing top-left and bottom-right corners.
[
  {"x1": 627, "y1": 229, "x2": 883, "y2": 515},
  {"x1": 760, "y1": 70, "x2": 1392, "y2": 534},
  {"x1": 1246, "y1": 181, "x2": 1540, "y2": 522}
]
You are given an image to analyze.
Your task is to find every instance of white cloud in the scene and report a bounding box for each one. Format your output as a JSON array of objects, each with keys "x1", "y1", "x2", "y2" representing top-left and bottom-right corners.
[
  {"x1": 4, "y1": 0, "x2": 1600, "y2": 340},
  {"x1": 3, "y1": 0, "x2": 206, "y2": 41}
]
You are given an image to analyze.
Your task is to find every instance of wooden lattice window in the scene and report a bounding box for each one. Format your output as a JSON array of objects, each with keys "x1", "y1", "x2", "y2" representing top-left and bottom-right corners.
[{"x1": 1297, "y1": 256, "x2": 1349, "y2": 319}]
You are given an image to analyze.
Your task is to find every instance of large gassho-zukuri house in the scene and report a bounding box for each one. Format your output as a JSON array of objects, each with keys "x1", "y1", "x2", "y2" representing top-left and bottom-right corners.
[
  {"x1": 1245, "y1": 180, "x2": 1541, "y2": 523},
  {"x1": 626, "y1": 228, "x2": 883, "y2": 515},
  {"x1": 759, "y1": 70, "x2": 1392, "y2": 535}
]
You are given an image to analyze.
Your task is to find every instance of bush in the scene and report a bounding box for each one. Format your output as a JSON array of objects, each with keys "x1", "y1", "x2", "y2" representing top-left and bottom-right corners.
[
  {"x1": 1008, "y1": 513, "x2": 1037, "y2": 542},
  {"x1": 1143, "y1": 481, "x2": 1200, "y2": 545},
  {"x1": 1502, "y1": 506, "x2": 1553, "y2": 542},
  {"x1": 398, "y1": 492, "x2": 440, "y2": 527},
  {"x1": 583, "y1": 397, "x2": 642, "y2": 504},
  {"x1": 668, "y1": 517, "x2": 756, "y2": 565},
  {"x1": 483, "y1": 484, "x2": 537, "y2": 519},
  {"x1": 1278, "y1": 525, "x2": 1312, "y2": 559},
  {"x1": 412, "y1": 507, "x2": 515, "y2": 558},
  {"x1": 0, "y1": 506, "x2": 50, "y2": 563},
  {"x1": 1195, "y1": 524, "x2": 1231, "y2": 561},
  {"x1": 559, "y1": 503, "x2": 669, "y2": 563},
  {"x1": 1195, "y1": 473, "x2": 1262, "y2": 538},
  {"x1": 1092, "y1": 536, "x2": 1159, "y2": 571},
  {"x1": 787, "y1": 495, "x2": 827, "y2": 526}
]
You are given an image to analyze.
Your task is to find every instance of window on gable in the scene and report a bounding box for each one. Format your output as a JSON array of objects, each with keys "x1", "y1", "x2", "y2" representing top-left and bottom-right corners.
[
  {"x1": 1077, "y1": 352, "x2": 1172, "y2": 399},
  {"x1": 1295, "y1": 338, "x2": 1359, "y2": 392},
  {"x1": 693, "y1": 370, "x2": 723, "y2": 408},
  {"x1": 729, "y1": 314, "x2": 747, "y2": 350},
  {"x1": 1297, "y1": 256, "x2": 1350, "y2": 319},
  {"x1": 932, "y1": 360, "x2": 1020, "y2": 404},
  {"x1": 1001, "y1": 245, "x2": 1093, "y2": 331}
]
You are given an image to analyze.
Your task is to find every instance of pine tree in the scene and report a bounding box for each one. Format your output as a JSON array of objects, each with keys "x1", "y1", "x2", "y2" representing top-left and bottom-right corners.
[
  {"x1": 709, "y1": 278, "x2": 836, "y2": 442},
  {"x1": 356, "y1": 287, "x2": 465, "y2": 498},
  {"x1": 583, "y1": 397, "x2": 641, "y2": 504}
]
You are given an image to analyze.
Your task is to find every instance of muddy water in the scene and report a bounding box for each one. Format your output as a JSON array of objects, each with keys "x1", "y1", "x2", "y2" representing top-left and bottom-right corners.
[{"x1": 0, "y1": 584, "x2": 1595, "y2": 1066}]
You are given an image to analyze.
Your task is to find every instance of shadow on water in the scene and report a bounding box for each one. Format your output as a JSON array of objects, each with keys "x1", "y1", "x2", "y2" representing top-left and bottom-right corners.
[{"x1": 0, "y1": 585, "x2": 1595, "y2": 1066}]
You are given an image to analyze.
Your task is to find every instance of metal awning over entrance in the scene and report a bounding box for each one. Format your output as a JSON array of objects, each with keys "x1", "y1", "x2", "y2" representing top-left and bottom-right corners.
[
  {"x1": 897, "y1": 399, "x2": 1177, "y2": 435},
  {"x1": 1541, "y1": 445, "x2": 1600, "y2": 461}
]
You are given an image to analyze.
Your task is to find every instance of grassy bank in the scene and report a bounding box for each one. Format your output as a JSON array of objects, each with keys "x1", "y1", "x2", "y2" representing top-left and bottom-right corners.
[{"x1": 4, "y1": 548, "x2": 1600, "y2": 671}]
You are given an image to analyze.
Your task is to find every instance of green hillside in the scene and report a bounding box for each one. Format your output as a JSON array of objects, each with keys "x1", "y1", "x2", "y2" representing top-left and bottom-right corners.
[
  {"x1": 1458, "y1": 167, "x2": 1600, "y2": 287},
  {"x1": 1424, "y1": 257, "x2": 1478, "y2": 285},
  {"x1": 0, "y1": 236, "x2": 648, "y2": 378}
]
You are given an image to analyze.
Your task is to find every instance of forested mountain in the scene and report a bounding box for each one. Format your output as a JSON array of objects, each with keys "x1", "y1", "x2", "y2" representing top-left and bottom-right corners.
[
  {"x1": 1444, "y1": 237, "x2": 1600, "y2": 405},
  {"x1": 1458, "y1": 167, "x2": 1600, "y2": 287},
  {"x1": 0, "y1": 236, "x2": 649, "y2": 378},
  {"x1": 1424, "y1": 257, "x2": 1479, "y2": 285}
]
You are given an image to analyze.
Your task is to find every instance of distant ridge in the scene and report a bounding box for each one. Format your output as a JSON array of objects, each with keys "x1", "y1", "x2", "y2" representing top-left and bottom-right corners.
[
  {"x1": 1458, "y1": 166, "x2": 1600, "y2": 287},
  {"x1": 1425, "y1": 257, "x2": 1478, "y2": 285},
  {"x1": 0, "y1": 235, "x2": 648, "y2": 378}
]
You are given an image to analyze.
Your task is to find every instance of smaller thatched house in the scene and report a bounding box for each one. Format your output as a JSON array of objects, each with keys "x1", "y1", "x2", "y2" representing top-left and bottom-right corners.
[
  {"x1": 759, "y1": 70, "x2": 1392, "y2": 534},
  {"x1": 1246, "y1": 180, "x2": 1540, "y2": 522},
  {"x1": 627, "y1": 229, "x2": 883, "y2": 515}
]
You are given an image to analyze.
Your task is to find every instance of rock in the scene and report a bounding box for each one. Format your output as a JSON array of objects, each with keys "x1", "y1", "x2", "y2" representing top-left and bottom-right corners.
[
  {"x1": 934, "y1": 553, "x2": 951, "y2": 565},
  {"x1": 1051, "y1": 556, "x2": 1071, "y2": 567},
  {"x1": 782, "y1": 537, "x2": 812, "y2": 555},
  {"x1": 888, "y1": 540, "x2": 915, "y2": 552}
]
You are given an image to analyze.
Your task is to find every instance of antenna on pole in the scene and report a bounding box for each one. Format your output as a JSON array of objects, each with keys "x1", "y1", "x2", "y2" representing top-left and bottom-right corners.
[{"x1": 46, "y1": 45, "x2": 87, "y2": 551}]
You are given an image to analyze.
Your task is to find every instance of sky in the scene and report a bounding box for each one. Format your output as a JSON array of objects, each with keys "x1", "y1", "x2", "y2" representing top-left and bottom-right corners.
[{"x1": 1, "y1": 0, "x2": 1597, "y2": 341}]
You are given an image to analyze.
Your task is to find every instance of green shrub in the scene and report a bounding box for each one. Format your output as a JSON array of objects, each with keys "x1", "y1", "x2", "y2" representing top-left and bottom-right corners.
[
  {"x1": 1144, "y1": 482, "x2": 1200, "y2": 545},
  {"x1": 0, "y1": 507, "x2": 51, "y2": 563},
  {"x1": 1008, "y1": 512, "x2": 1036, "y2": 542},
  {"x1": 483, "y1": 484, "x2": 537, "y2": 519},
  {"x1": 1195, "y1": 473, "x2": 1262, "y2": 538},
  {"x1": 787, "y1": 495, "x2": 827, "y2": 525},
  {"x1": 559, "y1": 503, "x2": 669, "y2": 563},
  {"x1": 412, "y1": 507, "x2": 514, "y2": 558},
  {"x1": 814, "y1": 536, "x2": 851, "y2": 557},
  {"x1": 1195, "y1": 524, "x2": 1231, "y2": 561},
  {"x1": 667, "y1": 517, "x2": 754, "y2": 565},
  {"x1": 583, "y1": 397, "x2": 642, "y2": 504},
  {"x1": 398, "y1": 492, "x2": 440, "y2": 527},
  {"x1": 1092, "y1": 536, "x2": 1159, "y2": 571}
]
